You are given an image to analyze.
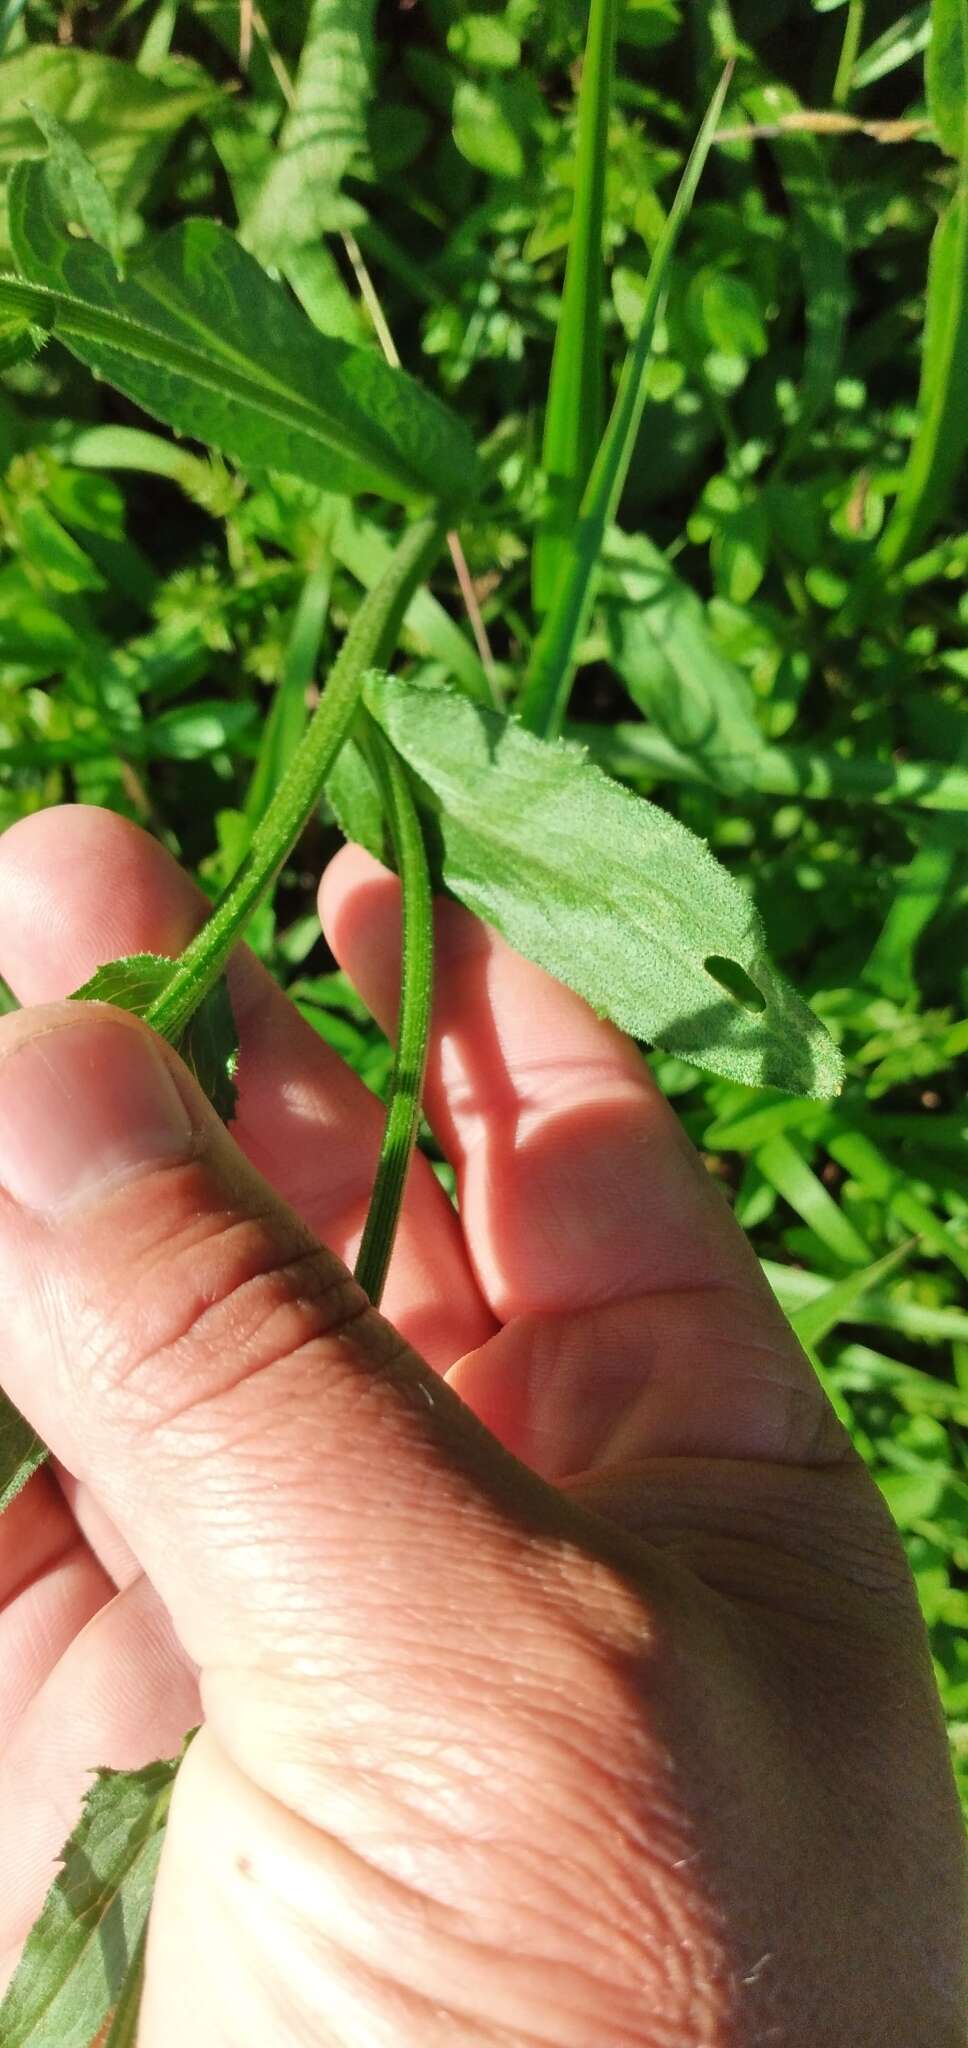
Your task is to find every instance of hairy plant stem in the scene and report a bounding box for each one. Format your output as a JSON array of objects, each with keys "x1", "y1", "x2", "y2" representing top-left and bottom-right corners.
[
  {"x1": 354, "y1": 725, "x2": 434, "y2": 1306},
  {"x1": 146, "y1": 513, "x2": 444, "y2": 1043}
]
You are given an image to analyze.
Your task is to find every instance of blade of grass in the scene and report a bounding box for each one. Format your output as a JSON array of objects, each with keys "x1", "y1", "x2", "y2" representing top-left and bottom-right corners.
[
  {"x1": 828, "y1": 1128, "x2": 968, "y2": 1281},
  {"x1": 878, "y1": 3, "x2": 968, "y2": 567},
  {"x1": 755, "y1": 1132, "x2": 874, "y2": 1266},
  {"x1": 532, "y1": 0, "x2": 618, "y2": 616},
  {"x1": 851, "y1": 5, "x2": 931, "y2": 89},
  {"x1": 765, "y1": 1255, "x2": 968, "y2": 1343},
  {"x1": 788, "y1": 1239, "x2": 918, "y2": 1349},
  {"x1": 240, "y1": 550, "x2": 334, "y2": 847},
  {"x1": 519, "y1": 62, "x2": 733, "y2": 738},
  {"x1": 354, "y1": 727, "x2": 434, "y2": 1307}
]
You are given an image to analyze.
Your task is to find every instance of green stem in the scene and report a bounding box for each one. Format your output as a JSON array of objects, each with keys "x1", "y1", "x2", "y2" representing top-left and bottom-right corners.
[
  {"x1": 354, "y1": 729, "x2": 434, "y2": 1307},
  {"x1": 146, "y1": 514, "x2": 444, "y2": 1043},
  {"x1": 832, "y1": 0, "x2": 866, "y2": 107}
]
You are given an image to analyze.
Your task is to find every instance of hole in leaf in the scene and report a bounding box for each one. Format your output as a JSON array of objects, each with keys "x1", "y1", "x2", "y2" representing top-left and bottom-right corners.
[{"x1": 703, "y1": 955, "x2": 767, "y2": 1014}]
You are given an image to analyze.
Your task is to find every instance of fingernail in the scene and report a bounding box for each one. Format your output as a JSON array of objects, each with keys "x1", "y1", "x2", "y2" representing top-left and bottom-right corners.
[{"x1": 0, "y1": 1013, "x2": 195, "y2": 1214}]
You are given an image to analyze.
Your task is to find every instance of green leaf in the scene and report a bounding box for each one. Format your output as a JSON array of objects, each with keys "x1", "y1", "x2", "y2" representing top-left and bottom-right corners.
[
  {"x1": 0, "y1": 1752, "x2": 181, "y2": 2047},
  {"x1": 755, "y1": 1132, "x2": 873, "y2": 1266},
  {"x1": 603, "y1": 528, "x2": 765, "y2": 792},
  {"x1": 571, "y1": 717, "x2": 968, "y2": 816},
  {"x1": 448, "y1": 14, "x2": 522, "y2": 68},
  {"x1": 851, "y1": 5, "x2": 931, "y2": 88},
  {"x1": 0, "y1": 43, "x2": 213, "y2": 254},
  {"x1": 0, "y1": 1388, "x2": 47, "y2": 1515},
  {"x1": 878, "y1": 181, "x2": 968, "y2": 568},
  {"x1": 3, "y1": 161, "x2": 478, "y2": 511},
  {"x1": 533, "y1": 0, "x2": 618, "y2": 613},
  {"x1": 452, "y1": 76, "x2": 538, "y2": 179},
  {"x1": 364, "y1": 674, "x2": 844, "y2": 1097},
  {"x1": 519, "y1": 64, "x2": 732, "y2": 736},
  {"x1": 927, "y1": 0, "x2": 968, "y2": 157},
  {"x1": 827, "y1": 1127, "x2": 968, "y2": 1281},
  {"x1": 242, "y1": 0, "x2": 377, "y2": 259},
  {"x1": 70, "y1": 953, "x2": 239, "y2": 1124},
  {"x1": 785, "y1": 1240, "x2": 918, "y2": 1348},
  {"x1": 25, "y1": 100, "x2": 126, "y2": 276}
]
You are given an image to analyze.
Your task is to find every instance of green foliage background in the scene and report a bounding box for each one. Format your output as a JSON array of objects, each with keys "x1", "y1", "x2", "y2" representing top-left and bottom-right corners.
[{"x1": 0, "y1": 0, "x2": 965, "y2": 1812}]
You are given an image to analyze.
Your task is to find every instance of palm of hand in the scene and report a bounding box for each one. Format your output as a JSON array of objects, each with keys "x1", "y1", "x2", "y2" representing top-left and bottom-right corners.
[{"x1": 0, "y1": 808, "x2": 961, "y2": 2046}]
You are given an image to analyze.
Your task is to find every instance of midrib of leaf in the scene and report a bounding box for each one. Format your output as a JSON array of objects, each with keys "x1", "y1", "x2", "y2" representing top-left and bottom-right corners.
[
  {"x1": 0, "y1": 1777, "x2": 173, "y2": 2045},
  {"x1": 0, "y1": 270, "x2": 422, "y2": 493}
]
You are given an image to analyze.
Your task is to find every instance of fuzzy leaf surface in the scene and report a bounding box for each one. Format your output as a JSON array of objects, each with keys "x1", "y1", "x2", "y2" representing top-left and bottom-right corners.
[
  {"x1": 0, "y1": 1755, "x2": 180, "y2": 2047},
  {"x1": 364, "y1": 676, "x2": 844, "y2": 1096}
]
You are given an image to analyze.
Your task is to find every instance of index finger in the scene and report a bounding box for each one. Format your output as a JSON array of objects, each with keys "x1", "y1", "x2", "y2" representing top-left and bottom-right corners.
[{"x1": 320, "y1": 845, "x2": 771, "y2": 1323}]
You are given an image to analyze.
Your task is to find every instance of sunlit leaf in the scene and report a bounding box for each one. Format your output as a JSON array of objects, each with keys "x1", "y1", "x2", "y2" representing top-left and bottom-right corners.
[
  {"x1": 70, "y1": 953, "x2": 239, "y2": 1123},
  {"x1": 3, "y1": 162, "x2": 479, "y2": 510},
  {"x1": 365, "y1": 674, "x2": 844, "y2": 1096}
]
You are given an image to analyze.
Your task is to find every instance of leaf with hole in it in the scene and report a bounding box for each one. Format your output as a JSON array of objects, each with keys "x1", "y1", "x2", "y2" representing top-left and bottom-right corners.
[
  {"x1": 3, "y1": 161, "x2": 478, "y2": 511},
  {"x1": 0, "y1": 1389, "x2": 47, "y2": 1515},
  {"x1": 364, "y1": 674, "x2": 844, "y2": 1097},
  {"x1": 927, "y1": 0, "x2": 968, "y2": 158},
  {"x1": 0, "y1": 1750, "x2": 183, "y2": 2047},
  {"x1": 70, "y1": 953, "x2": 239, "y2": 1124}
]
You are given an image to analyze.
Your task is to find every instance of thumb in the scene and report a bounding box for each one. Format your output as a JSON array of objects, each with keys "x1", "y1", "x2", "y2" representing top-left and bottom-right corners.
[{"x1": 0, "y1": 1004, "x2": 579, "y2": 1812}]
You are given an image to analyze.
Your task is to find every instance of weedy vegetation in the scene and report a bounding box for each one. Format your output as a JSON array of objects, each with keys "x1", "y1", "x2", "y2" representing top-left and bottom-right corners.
[{"x1": 0, "y1": 0, "x2": 965, "y2": 2035}]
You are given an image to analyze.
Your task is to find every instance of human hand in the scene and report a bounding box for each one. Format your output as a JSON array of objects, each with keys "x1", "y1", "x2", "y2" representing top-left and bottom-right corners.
[{"x1": 0, "y1": 805, "x2": 962, "y2": 2046}]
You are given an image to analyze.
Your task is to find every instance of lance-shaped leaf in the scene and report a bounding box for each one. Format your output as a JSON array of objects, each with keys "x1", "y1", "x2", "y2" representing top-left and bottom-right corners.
[
  {"x1": 3, "y1": 161, "x2": 478, "y2": 510},
  {"x1": 70, "y1": 953, "x2": 239, "y2": 1124},
  {"x1": 0, "y1": 1752, "x2": 182, "y2": 2047},
  {"x1": 242, "y1": 0, "x2": 378, "y2": 258},
  {"x1": 363, "y1": 676, "x2": 844, "y2": 1098},
  {"x1": 0, "y1": 1388, "x2": 47, "y2": 1515}
]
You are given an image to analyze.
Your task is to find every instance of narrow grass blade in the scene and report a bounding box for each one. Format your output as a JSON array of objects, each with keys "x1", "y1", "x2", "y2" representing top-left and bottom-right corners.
[
  {"x1": 877, "y1": 178, "x2": 968, "y2": 568},
  {"x1": 519, "y1": 64, "x2": 733, "y2": 738},
  {"x1": 828, "y1": 1128, "x2": 968, "y2": 1281},
  {"x1": 787, "y1": 1239, "x2": 918, "y2": 1348},
  {"x1": 851, "y1": 5, "x2": 931, "y2": 89},
  {"x1": 241, "y1": 554, "x2": 334, "y2": 844},
  {"x1": 755, "y1": 1133, "x2": 873, "y2": 1266},
  {"x1": 532, "y1": 0, "x2": 617, "y2": 615},
  {"x1": 354, "y1": 728, "x2": 434, "y2": 1307}
]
